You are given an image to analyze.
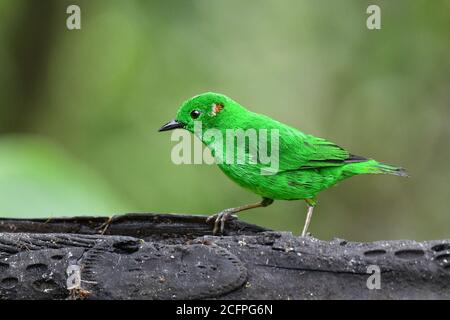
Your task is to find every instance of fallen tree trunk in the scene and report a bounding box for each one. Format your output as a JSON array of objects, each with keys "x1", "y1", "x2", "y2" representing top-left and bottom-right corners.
[{"x1": 0, "y1": 213, "x2": 449, "y2": 299}]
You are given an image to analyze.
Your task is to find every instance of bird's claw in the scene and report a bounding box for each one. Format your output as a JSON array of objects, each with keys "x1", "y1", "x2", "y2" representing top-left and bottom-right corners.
[
  {"x1": 96, "y1": 216, "x2": 114, "y2": 235},
  {"x1": 300, "y1": 232, "x2": 313, "y2": 238},
  {"x1": 206, "y1": 211, "x2": 237, "y2": 235}
]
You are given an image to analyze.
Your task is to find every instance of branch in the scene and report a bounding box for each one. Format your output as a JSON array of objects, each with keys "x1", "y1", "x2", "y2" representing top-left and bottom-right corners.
[{"x1": 0, "y1": 213, "x2": 449, "y2": 299}]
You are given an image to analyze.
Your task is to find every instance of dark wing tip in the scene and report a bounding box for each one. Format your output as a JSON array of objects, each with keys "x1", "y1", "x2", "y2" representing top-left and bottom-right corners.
[{"x1": 345, "y1": 154, "x2": 368, "y2": 163}]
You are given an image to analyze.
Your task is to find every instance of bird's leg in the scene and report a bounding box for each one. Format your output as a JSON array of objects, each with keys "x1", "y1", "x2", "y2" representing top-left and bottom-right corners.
[
  {"x1": 301, "y1": 198, "x2": 317, "y2": 237},
  {"x1": 207, "y1": 197, "x2": 274, "y2": 235}
]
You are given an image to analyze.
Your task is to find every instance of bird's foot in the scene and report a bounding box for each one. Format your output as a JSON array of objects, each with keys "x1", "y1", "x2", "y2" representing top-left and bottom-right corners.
[
  {"x1": 206, "y1": 210, "x2": 237, "y2": 235},
  {"x1": 300, "y1": 232, "x2": 313, "y2": 238},
  {"x1": 96, "y1": 216, "x2": 115, "y2": 235}
]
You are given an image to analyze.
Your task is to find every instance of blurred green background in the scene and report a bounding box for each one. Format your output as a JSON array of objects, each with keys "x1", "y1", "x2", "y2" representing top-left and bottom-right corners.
[{"x1": 0, "y1": 0, "x2": 449, "y2": 241}]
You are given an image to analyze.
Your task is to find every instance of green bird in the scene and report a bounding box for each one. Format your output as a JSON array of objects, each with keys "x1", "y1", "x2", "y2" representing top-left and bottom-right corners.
[{"x1": 159, "y1": 92, "x2": 407, "y2": 236}]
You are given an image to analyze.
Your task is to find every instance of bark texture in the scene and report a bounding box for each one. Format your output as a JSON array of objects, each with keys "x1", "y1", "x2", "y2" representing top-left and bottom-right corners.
[{"x1": 0, "y1": 213, "x2": 449, "y2": 299}]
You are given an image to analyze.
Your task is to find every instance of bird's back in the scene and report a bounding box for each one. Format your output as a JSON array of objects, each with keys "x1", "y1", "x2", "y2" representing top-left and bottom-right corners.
[{"x1": 212, "y1": 108, "x2": 405, "y2": 200}]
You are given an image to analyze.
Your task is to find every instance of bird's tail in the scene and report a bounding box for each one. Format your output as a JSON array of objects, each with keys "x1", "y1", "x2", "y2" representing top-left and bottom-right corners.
[
  {"x1": 372, "y1": 161, "x2": 409, "y2": 177},
  {"x1": 343, "y1": 159, "x2": 409, "y2": 177}
]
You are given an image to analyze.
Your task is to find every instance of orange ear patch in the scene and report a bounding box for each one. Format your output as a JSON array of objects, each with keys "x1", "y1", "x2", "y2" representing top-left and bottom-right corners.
[{"x1": 211, "y1": 103, "x2": 224, "y2": 116}]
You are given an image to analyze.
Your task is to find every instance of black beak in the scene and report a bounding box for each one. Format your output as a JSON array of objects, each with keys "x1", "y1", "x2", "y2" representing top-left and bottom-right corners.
[{"x1": 158, "y1": 119, "x2": 185, "y2": 132}]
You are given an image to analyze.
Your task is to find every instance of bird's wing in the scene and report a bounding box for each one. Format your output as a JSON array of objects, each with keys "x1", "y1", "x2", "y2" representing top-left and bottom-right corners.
[
  {"x1": 237, "y1": 111, "x2": 366, "y2": 171},
  {"x1": 276, "y1": 128, "x2": 366, "y2": 172}
]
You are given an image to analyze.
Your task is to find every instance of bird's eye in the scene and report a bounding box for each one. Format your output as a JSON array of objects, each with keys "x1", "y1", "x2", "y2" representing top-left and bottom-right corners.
[{"x1": 190, "y1": 110, "x2": 201, "y2": 119}]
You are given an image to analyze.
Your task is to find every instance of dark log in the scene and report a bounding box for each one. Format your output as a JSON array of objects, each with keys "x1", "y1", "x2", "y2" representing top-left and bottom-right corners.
[{"x1": 0, "y1": 213, "x2": 449, "y2": 299}]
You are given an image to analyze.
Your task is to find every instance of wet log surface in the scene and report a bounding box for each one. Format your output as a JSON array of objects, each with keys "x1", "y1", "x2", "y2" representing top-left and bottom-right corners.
[{"x1": 0, "y1": 213, "x2": 449, "y2": 299}]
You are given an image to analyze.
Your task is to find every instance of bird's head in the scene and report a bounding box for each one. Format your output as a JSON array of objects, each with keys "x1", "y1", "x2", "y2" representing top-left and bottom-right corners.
[{"x1": 159, "y1": 92, "x2": 242, "y2": 134}]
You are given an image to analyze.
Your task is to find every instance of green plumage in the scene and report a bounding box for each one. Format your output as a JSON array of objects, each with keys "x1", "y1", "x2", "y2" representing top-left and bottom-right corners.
[
  {"x1": 160, "y1": 92, "x2": 407, "y2": 235},
  {"x1": 173, "y1": 92, "x2": 406, "y2": 201}
]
